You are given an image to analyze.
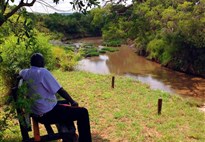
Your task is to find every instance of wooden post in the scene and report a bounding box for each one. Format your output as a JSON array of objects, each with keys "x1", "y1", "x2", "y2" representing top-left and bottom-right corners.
[
  {"x1": 32, "y1": 118, "x2": 41, "y2": 141},
  {"x1": 158, "y1": 98, "x2": 162, "y2": 115},
  {"x1": 112, "y1": 76, "x2": 115, "y2": 88}
]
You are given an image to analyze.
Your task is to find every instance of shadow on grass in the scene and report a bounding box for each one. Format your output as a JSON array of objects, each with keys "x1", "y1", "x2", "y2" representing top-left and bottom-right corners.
[
  {"x1": 0, "y1": 133, "x2": 110, "y2": 142},
  {"x1": 92, "y1": 133, "x2": 110, "y2": 142}
]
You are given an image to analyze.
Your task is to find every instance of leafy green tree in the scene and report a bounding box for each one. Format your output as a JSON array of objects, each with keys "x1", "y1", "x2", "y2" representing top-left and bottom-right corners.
[
  {"x1": 42, "y1": 12, "x2": 101, "y2": 38},
  {"x1": 0, "y1": 0, "x2": 101, "y2": 27},
  {"x1": 90, "y1": 7, "x2": 110, "y2": 30}
]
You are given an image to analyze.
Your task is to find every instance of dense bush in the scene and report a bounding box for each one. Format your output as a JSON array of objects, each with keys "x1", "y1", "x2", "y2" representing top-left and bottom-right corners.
[
  {"x1": 52, "y1": 46, "x2": 82, "y2": 71},
  {"x1": 42, "y1": 12, "x2": 102, "y2": 39},
  {"x1": 146, "y1": 38, "x2": 179, "y2": 65},
  {"x1": 0, "y1": 34, "x2": 55, "y2": 90},
  {"x1": 147, "y1": 39, "x2": 166, "y2": 62},
  {"x1": 102, "y1": 24, "x2": 125, "y2": 44}
]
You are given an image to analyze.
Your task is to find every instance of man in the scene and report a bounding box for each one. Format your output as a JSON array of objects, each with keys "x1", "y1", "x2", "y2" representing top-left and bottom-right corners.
[{"x1": 19, "y1": 53, "x2": 92, "y2": 142}]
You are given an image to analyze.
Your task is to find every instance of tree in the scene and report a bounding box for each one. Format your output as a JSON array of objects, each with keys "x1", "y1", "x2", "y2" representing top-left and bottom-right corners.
[
  {"x1": 0, "y1": 0, "x2": 101, "y2": 27},
  {"x1": 0, "y1": 0, "x2": 36, "y2": 26}
]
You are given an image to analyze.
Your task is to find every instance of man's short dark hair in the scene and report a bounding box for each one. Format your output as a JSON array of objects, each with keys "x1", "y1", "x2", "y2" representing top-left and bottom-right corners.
[{"x1": 30, "y1": 53, "x2": 45, "y2": 67}]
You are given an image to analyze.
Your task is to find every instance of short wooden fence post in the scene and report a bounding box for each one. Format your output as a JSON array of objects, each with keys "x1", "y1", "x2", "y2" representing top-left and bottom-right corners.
[
  {"x1": 112, "y1": 76, "x2": 115, "y2": 88},
  {"x1": 158, "y1": 98, "x2": 162, "y2": 115}
]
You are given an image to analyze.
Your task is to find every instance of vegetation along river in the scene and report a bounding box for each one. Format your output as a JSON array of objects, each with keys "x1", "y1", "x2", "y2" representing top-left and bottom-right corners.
[{"x1": 72, "y1": 37, "x2": 205, "y2": 103}]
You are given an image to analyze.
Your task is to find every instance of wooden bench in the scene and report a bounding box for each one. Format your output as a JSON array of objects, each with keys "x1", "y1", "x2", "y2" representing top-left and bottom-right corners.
[{"x1": 11, "y1": 79, "x2": 78, "y2": 142}]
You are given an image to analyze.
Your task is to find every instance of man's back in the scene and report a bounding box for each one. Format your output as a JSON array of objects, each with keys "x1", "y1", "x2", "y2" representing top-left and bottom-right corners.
[{"x1": 20, "y1": 66, "x2": 60, "y2": 115}]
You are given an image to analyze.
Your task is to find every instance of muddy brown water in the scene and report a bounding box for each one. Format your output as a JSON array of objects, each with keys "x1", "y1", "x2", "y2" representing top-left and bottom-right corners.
[{"x1": 72, "y1": 37, "x2": 205, "y2": 103}]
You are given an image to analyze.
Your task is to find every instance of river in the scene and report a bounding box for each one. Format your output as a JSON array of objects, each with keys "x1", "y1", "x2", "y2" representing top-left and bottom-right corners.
[{"x1": 71, "y1": 37, "x2": 205, "y2": 103}]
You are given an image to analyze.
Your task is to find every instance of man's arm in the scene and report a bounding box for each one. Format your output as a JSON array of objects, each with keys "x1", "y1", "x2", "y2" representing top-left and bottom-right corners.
[{"x1": 57, "y1": 88, "x2": 78, "y2": 106}]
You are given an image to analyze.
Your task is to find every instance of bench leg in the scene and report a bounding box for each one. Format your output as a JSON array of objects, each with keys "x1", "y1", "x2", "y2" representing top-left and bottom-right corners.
[{"x1": 32, "y1": 118, "x2": 41, "y2": 141}]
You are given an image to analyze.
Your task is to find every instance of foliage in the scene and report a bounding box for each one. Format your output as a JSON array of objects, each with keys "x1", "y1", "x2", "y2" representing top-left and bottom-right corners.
[
  {"x1": 0, "y1": 0, "x2": 103, "y2": 138},
  {"x1": 0, "y1": 0, "x2": 100, "y2": 27},
  {"x1": 0, "y1": 33, "x2": 55, "y2": 90},
  {"x1": 41, "y1": 12, "x2": 102, "y2": 39},
  {"x1": 52, "y1": 46, "x2": 81, "y2": 71},
  {"x1": 64, "y1": 46, "x2": 75, "y2": 52},
  {"x1": 0, "y1": 104, "x2": 16, "y2": 139},
  {"x1": 102, "y1": 39, "x2": 123, "y2": 47},
  {"x1": 90, "y1": 6, "x2": 111, "y2": 34},
  {"x1": 102, "y1": 21, "x2": 126, "y2": 42},
  {"x1": 147, "y1": 38, "x2": 166, "y2": 62},
  {"x1": 84, "y1": 0, "x2": 205, "y2": 75},
  {"x1": 86, "y1": 51, "x2": 100, "y2": 57},
  {"x1": 81, "y1": 43, "x2": 95, "y2": 49},
  {"x1": 100, "y1": 47, "x2": 119, "y2": 52},
  {"x1": 0, "y1": 8, "x2": 55, "y2": 89},
  {"x1": 15, "y1": 82, "x2": 40, "y2": 127},
  {"x1": 83, "y1": 48, "x2": 99, "y2": 57},
  {"x1": 0, "y1": 10, "x2": 53, "y2": 135},
  {"x1": 0, "y1": 80, "x2": 38, "y2": 139},
  {"x1": 130, "y1": 0, "x2": 205, "y2": 75},
  {"x1": 99, "y1": 50, "x2": 106, "y2": 54},
  {"x1": 80, "y1": 43, "x2": 119, "y2": 57}
]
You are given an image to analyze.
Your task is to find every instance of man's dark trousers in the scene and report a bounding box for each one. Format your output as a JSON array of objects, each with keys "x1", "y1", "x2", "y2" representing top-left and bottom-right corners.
[{"x1": 38, "y1": 103, "x2": 92, "y2": 142}]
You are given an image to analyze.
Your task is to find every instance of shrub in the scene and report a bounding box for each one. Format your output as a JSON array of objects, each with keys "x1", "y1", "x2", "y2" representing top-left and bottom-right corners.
[
  {"x1": 99, "y1": 50, "x2": 106, "y2": 54},
  {"x1": 146, "y1": 38, "x2": 167, "y2": 62},
  {"x1": 102, "y1": 22, "x2": 126, "y2": 42},
  {"x1": 82, "y1": 48, "x2": 98, "y2": 57},
  {"x1": 86, "y1": 51, "x2": 100, "y2": 57},
  {"x1": 52, "y1": 46, "x2": 81, "y2": 71},
  {"x1": 82, "y1": 43, "x2": 95, "y2": 49},
  {"x1": 64, "y1": 46, "x2": 75, "y2": 52},
  {"x1": 102, "y1": 39, "x2": 122, "y2": 47},
  {"x1": 161, "y1": 44, "x2": 177, "y2": 65},
  {"x1": 0, "y1": 34, "x2": 55, "y2": 90}
]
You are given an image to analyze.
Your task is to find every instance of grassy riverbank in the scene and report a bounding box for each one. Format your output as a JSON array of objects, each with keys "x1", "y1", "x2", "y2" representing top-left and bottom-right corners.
[{"x1": 0, "y1": 71, "x2": 205, "y2": 142}]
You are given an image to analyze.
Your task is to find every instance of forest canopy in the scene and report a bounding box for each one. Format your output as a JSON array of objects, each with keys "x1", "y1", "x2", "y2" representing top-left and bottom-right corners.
[
  {"x1": 0, "y1": 0, "x2": 205, "y2": 78},
  {"x1": 36, "y1": 0, "x2": 205, "y2": 76}
]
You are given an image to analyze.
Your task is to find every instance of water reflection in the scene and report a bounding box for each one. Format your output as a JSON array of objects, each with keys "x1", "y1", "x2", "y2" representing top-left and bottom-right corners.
[
  {"x1": 76, "y1": 44, "x2": 205, "y2": 102},
  {"x1": 125, "y1": 73, "x2": 174, "y2": 93},
  {"x1": 77, "y1": 55, "x2": 110, "y2": 74},
  {"x1": 77, "y1": 48, "x2": 174, "y2": 93}
]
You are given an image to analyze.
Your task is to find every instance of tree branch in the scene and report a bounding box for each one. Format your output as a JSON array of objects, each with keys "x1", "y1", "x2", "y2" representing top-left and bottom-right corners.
[
  {"x1": 0, "y1": 0, "x2": 36, "y2": 26},
  {"x1": 5, "y1": 0, "x2": 37, "y2": 19},
  {"x1": 3, "y1": 0, "x2": 9, "y2": 14}
]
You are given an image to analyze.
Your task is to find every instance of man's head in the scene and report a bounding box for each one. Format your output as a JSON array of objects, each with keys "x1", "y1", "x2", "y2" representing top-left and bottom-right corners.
[{"x1": 30, "y1": 53, "x2": 45, "y2": 67}]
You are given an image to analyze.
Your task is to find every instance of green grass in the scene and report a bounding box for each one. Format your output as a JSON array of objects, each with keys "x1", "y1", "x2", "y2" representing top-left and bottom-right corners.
[
  {"x1": 85, "y1": 51, "x2": 100, "y2": 57},
  {"x1": 55, "y1": 71, "x2": 205, "y2": 142},
  {"x1": 102, "y1": 39, "x2": 122, "y2": 47},
  {"x1": 64, "y1": 46, "x2": 75, "y2": 52},
  {"x1": 100, "y1": 47, "x2": 119, "y2": 52},
  {"x1": 80, "y1": 43, "x2": 119, "y2": 57},
  {"x1": 0, "y1": 71, "x2": 205, "y2": 142}
]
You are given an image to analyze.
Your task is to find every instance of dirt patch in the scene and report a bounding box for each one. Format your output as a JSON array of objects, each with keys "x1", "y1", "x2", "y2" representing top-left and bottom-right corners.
[
  {"x1": 198, "y1": 103, "x2": 205, "y2": 113},
  {"x1": 142, "y1": 125, "x2": 162, "y2": 141},
  {"x1": 92, "y1": 132, "x2": 110, "y2": 142}
]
